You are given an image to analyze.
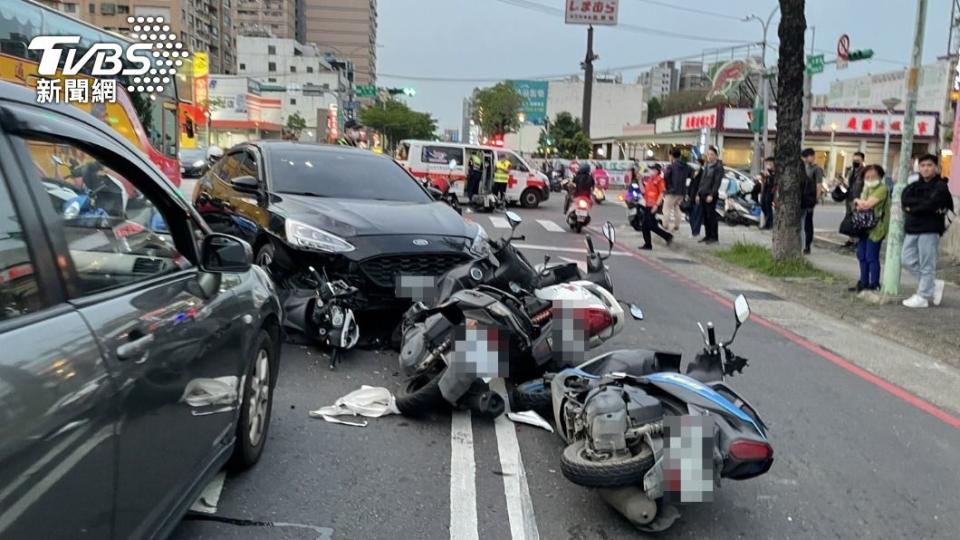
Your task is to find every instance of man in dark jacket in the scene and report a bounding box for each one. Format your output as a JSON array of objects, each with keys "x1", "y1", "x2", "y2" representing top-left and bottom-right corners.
[
  {"x1": 697, "y1": 146, "x2": 724, "y2": 244},
  {"x1": 760, "y1": 157, "x2": 776, "y2": 229},
  {"x1": 900, "y1": 154, "x2": 955, "y2": 308},
  {"x1": 687, "y1": 156, "x2": 705, "y2": 237},
  {"x1": 800, "y1": 148, "x2": 823, "y2": 254},
  {"x1": 564, "y1": 163, "x2": 595, "y2": 213},
  {"x1": 663, "y1": 148, "x2": 691, "y2": 232}
]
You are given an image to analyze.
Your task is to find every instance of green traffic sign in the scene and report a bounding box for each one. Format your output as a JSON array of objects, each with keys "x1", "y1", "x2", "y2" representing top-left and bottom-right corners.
[
  {"x1": 806, "y1": 54, "x2": 825, "y2": 75},
  {"x1": 356, "y1": 85, "x2": 377, "y2": 98},
  {"x1": 848, "y1": 49, "x2": 874, "y2": 61}
]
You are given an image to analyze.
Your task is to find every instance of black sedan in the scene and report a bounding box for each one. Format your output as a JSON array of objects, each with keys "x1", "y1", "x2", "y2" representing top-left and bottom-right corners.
[
  {"x1": 192, "y1": 141, "x2": 488, "y2": 308},
  {"x1": 179, "y1": 147, "x2": 209, "y2": 178}
]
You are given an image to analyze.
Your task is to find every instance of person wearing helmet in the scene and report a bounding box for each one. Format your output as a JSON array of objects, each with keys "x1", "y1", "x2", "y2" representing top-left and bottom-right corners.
[
  {"x1": 338, "y1": 119, "x2": 363, "y2": 147},
  {"x1": 206, "y1": 145, "x2": 224, "y2": 167},
  {"x1": 564, "y1": 162, "x2": 594, "y2": 214}
]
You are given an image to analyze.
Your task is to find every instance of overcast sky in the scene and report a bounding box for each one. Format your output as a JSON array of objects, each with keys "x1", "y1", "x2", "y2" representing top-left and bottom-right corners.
[{"x1": 377, "y1": 0, "x2": 954, "y2": 130}]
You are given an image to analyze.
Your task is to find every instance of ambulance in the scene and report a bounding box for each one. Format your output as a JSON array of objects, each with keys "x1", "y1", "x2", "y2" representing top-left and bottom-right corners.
[{"x1": 397, "y1": 140, "x2": 549, "y2": 208}]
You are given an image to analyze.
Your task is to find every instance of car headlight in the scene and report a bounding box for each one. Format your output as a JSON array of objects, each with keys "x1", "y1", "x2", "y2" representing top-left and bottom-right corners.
[
  {"x1": 192, "y1": 159, "x2": 205, "y2": 168},
  {"x1": 468, "y1": 224, "x2": 490, "y2": 258},
  {"x1": 285, "y1": 219, "x2": 355, "y2": 253}
]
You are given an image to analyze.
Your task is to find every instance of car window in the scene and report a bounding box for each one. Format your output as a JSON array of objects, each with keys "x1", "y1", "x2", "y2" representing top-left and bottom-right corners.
[
  {"x1": 216, "y1": 152, "x2": 246, "y2": 182},
  {"x1": 422, "y1": 145, "x2": 464, "y2": 166},
  {"x1": 238, "y1": 151, "x2": 259, "y2": 179},
  {"x1": 501, "y1": 152, "x2": 529, "y2": 172},
  {"x1": 0, "y1": 175, "x2": 47, "y2": 321},
  {"x1": 270, "y1": 149, "x2": 432, "y2": 202},
  {"x1": 19, "y1": 137, "x2": 191, "y2": 297}
]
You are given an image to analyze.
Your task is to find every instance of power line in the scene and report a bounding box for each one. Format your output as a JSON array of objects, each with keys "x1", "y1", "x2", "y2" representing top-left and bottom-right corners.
[
  {"x1": 490, "y1": 0, "x2": 756, "y2": 45},
  {"x1": 628, "y1": 0, "x2": 745, "y2": 22}
]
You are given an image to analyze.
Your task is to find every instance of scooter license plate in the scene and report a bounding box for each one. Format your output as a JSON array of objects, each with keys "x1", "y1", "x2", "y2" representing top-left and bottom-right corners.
[
  {"x1": 575, "y1": 209, "x2": 588, "y2": 218},
  {"x1": 628, "y1": 207, "x2": 638, "y2": 216},
  {"x1": 664, "y1": 415, "x2": 716, "y2": 503}
]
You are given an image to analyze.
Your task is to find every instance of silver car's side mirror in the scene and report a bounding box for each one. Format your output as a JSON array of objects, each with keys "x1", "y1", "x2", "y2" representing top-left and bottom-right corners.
[
  {"x1": 734, "y1": 294, "x2": 751, "y2": 326},
  {"x1": 505, "y1": 210, "x2": 522, "y2": 229}
]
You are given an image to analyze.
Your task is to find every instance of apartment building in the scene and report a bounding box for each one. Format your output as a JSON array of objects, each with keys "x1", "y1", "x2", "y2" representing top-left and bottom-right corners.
[
  {"x1": 303, "y1": 0, "x2": 376, "y2": 84},
  {"x1": 235, "y1": 0, "x2": 304, "y2": 41},
  {"x1": 38, "y1": 0, "x2": 237, "y2": 74}
]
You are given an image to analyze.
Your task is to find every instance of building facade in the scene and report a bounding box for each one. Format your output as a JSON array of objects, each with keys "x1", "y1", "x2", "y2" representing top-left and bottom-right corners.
[
  {"x1": 638, "y1": 61, "x2": 677, "y2": 102},
  {"x1": 39, "y1": 0, "x2": 238, "y2": 74},
  {"x1": 235, "y1": 0, "x2": 300, "y2": 40},
  {"x1": 236, "y1": 36, "x2": 340, "y2": 139},
  {"x1": 302, "y1": 0, "x2": 377, "y2": 84},
  {"x1": 678, "y1": 61, "x2": 707, "y2": 92}
]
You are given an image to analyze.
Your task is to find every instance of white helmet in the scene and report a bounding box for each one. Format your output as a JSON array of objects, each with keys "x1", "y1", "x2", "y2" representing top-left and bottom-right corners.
[{"x1": 206, "y1": 145, "x2": 224, "y2": 164}]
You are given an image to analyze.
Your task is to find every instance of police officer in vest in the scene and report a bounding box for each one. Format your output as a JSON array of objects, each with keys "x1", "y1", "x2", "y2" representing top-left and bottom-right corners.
[
  {"x1": 493, "y1": 155, "x2": 511, "y2": 205},
  {"x1": 337, "y1": 119, "x2": 363, "y2": 147}
]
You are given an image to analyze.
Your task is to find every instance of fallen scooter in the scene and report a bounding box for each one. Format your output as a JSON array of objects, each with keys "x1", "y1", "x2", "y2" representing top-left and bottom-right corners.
[{"x1": 544, "y1": 295, "x2": 772, "y2": 532}]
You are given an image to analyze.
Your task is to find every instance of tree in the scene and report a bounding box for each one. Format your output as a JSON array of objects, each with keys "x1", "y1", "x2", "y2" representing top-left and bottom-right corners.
[
  {"x1": 540, "y1": 112, "x2": 592, "y2": 159},
  {"x1": 360, "y1": 99, "x2": 436, "y2": 151},
  {"x1": 472, "y1": 82, "x2": 523, "y2": 137},
  {"x1": 771, "y1": 0, "x2": 806, "y2": 262},
  {"x1": 660, "y1": 89, "x2": 729, "y2": 117},
  {"x1": 646, "y1": 97, "x2": 663, "y2": 122},
  {"x1": 285, "y1": 112, "x2": 307, "y2": 139}
]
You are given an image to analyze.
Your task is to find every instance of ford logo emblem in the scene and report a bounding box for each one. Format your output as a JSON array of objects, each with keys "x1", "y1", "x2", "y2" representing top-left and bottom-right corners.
[{"x1": 412, "y1": 239, "x2": 429, "y2": 246}]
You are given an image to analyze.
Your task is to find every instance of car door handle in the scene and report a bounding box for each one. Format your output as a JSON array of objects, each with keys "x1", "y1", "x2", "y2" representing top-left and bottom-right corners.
[{"x1": 116, "y1": 333, "x2": 155, "y2": 361}]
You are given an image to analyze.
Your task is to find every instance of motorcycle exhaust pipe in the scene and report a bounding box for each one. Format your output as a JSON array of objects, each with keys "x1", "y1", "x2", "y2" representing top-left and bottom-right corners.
[{"x1": 597, "y1": 486, "x2": 658, "y2": 526}]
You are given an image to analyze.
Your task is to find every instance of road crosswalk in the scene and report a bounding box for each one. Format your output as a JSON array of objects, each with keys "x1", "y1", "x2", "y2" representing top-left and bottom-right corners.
[{"x1": 470, "y1": 214, "x2": 570, "y2": 233}]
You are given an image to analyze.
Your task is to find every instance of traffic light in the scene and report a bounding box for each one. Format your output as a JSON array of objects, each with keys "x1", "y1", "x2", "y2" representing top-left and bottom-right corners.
[{"x1": 848, "y1": 49, "x2": 874, "y2": 62}]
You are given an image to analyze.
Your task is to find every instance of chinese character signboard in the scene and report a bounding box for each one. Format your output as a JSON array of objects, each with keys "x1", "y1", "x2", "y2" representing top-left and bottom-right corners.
[
  {"x1": 655, "y1": 108, "x2": 718, "y2": 134},
  {"x1": 509, "y1": 80, "x2": 549, "y2": 125},
  {"x1": 565, "y1": 0, "x2": 619, "y2": 26},
  {"x1": 808, "y1": 109, "x2": 939, "y2": 138}
]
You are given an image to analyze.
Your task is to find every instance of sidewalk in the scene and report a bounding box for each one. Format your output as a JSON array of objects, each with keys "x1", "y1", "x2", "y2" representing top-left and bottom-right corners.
[{"x1": 618, "y1": 220, "x2": 960, "y2": 369}]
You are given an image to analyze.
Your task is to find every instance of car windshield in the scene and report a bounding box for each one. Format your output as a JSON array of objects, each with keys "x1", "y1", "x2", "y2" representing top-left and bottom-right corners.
[
  {"x1": 180, "y1": 149, "x2": 206, "y2": 163},
  {"x1": 270, "y1": 148, "x2": 431, "y2": 202}
]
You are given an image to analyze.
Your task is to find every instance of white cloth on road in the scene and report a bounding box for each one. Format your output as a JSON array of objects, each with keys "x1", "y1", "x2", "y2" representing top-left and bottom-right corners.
[
  {"x1": 507, "y1": 410, "x2": 554, "y2": 432},
  {"x1": 309, "y1": 385, "x2": 400, "y2": 427}
]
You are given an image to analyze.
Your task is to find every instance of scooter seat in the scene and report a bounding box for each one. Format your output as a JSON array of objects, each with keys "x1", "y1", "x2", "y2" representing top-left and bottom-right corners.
[{"x1": 579, "y1": 349, "x2": 682, "y2": 378}]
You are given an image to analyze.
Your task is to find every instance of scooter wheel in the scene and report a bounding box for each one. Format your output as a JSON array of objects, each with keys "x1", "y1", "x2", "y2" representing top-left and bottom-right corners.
[
  {"x1": 512, "y1": 378, "x2": 552, "y2": 417},
  {"x1": 574, "y1": 224, "x2": 583, "y2": 234},
  {"x1": 395, "y1": 371, "x2": 447, "y2": 416},
  {"x1": 560, "y1": 440, "x2": 654, "y2": 488}
]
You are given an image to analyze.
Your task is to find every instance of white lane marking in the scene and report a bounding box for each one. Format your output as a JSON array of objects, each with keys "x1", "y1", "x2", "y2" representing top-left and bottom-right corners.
[
  {"x1": 490, "y1": 378, "x2": 540, "y2": 540},
  {"x1": 560, "y1": 256, "x2": 587, "y2": 274},
  {"x1": 515, "y1": 243, "x2": 630, "y2": 256},
  {"x1": 489, "y1": 216, "x2": 511, "y2": 229},
  {"x1": 536, "y1": 219, "x2": 565, "y2": 233},
  {"x1": 450, "y1": 411, "x2": 479, "y2": 540}
]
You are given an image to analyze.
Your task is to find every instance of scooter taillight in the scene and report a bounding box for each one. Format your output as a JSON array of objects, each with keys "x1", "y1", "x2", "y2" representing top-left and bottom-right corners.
[
  {"x1": 577, "y1": 198, "x2": 590, "y2": 209},
  {"x1": 729, "y1": 439, "x2": 773, "y2": 461},
  {"x1": 585, "y1": 307, "x2": 614, "y2": 337}
]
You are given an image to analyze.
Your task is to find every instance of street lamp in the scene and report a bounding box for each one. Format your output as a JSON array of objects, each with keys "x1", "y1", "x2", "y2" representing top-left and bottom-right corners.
[
  {"x1": 517, "y1": 112, "x2": 526, "y2": 155},
  {"x1": 828, "y1": 122, "x2": 838, "y2": 182},
  {"x1": 881, "y1": 97, "x2": 902, "y2": 173},
  {"x1": 744, "y1": 5, "x2": 780, "y2": 171}
]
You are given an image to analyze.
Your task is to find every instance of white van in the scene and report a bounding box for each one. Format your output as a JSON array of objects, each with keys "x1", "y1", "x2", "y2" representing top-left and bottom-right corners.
[{"x1": 398, "y1": 140, "x2": 550, "y2": 208}]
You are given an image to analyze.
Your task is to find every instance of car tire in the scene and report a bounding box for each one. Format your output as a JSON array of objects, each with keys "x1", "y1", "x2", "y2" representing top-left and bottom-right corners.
[
  {"x1": 228, "y1": 330, "x2": 275, "y2": 471},
  {"x1": 395, "y1": 371, "x2": 447, "y2": 416},
  {"x1": 521, "y1": 189, "x2": 540, "y2": 209},
  {"x1": 255, "y1": 241, "x2": 276, "y2": 268},
  {"x1": 560, "y1": 440, "x2": 654, "y2": 488}
]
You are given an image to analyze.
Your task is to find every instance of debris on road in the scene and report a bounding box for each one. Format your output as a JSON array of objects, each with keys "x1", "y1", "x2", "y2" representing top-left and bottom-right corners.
[
  {"x1": 507, "y1": 410, "x2": 554, "y2": 432},
  {"x1": 309, "y1": 385, "x2": 399, "y2": 427}
]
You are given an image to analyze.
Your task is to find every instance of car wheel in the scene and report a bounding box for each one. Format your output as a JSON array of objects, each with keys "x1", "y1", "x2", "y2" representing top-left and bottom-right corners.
[
  {"x1": 521, "y1": 189, "x2": 540, "y2": 209},
  {"x1": 255, "y1": 242, "x2": 275, "y2": 268},
  {"x1": 228, "y1": 330, "x2": 275, "y2": 471}
]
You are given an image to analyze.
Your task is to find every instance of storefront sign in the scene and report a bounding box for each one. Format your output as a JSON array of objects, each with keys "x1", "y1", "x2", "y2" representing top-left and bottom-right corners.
[
  {"x1": 509, "y1": 80, "x2": 548, "y2": 125},
  {"x1": 565, "y1": 0, "x2": 619, "y2": 26},
  {"x1": 808, "y1": 110, "x2": 938, "y2": 137},
  {"x1": 655, "y1": 108, "x2": 718, "y2": 134},
  {"x1": 724, "y1": 108, "x2": 777, "y2": 132}
]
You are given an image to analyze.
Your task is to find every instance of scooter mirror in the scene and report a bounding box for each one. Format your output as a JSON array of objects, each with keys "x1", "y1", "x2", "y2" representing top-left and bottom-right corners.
[
  {"x1": 505, "y1": 211, "x2": 523, "y2": 229},
  {"x1": 602, "y1": 221, "x2": 616, "y2": 248},
  {"x1": 628, "y1": 304, "x2": 644, "y2": 320},
  {"x1": 734, "y1": 294, "x2": 751, "y2": 325}
]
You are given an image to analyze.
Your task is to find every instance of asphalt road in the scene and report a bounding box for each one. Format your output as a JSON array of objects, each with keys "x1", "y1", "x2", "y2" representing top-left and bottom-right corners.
[{"x1": 172, "y1": 194, "x2": 960, "y2": 540}]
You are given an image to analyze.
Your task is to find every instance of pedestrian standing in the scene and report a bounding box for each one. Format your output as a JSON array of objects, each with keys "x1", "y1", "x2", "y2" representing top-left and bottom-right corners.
[
  {"x1": 697, "y1": 146, "x2": 725, "y2": 244},
  {"x1": 760, "y1": 157, "x2": 776, "y2": 229},
  {"x1": 834, "y1": 151, "x2": 866, "y2": 247},
  {"x1": 663, "y1": 148, "x2": 691, "y2": 232},
  {"x1": 800, "y1": 148, "x2": 823, "y2": 254},
  {"x1": 687, "y1": 156, "x2": 706, "y2": 237},
  {"x1": 639, "y1": 164, "x2": 673, "y2": 250},
  {"x1": 493, "y1": 155, "x2": 511, "y2": 204},
  {"x1": 849, "y1": 164, "x2": 890, "y2": 292},
  {"x1": 900, "y1": 154, "x2": 954, "y2": 308}
]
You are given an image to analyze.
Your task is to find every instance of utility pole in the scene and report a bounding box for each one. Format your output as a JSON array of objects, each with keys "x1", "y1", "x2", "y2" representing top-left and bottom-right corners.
[
  {"x1": 882, "y1": 0, "x2": 928, "y2": 296},
  {"x1": 581, "y1": 25, "x2": 597, "y2": 140},
  {"x1": 745, "y1": 6, "x2": 779, "y2": 170},
  {"x1": 802, "y1": 25, "x2": 816, "y2": 147}
]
